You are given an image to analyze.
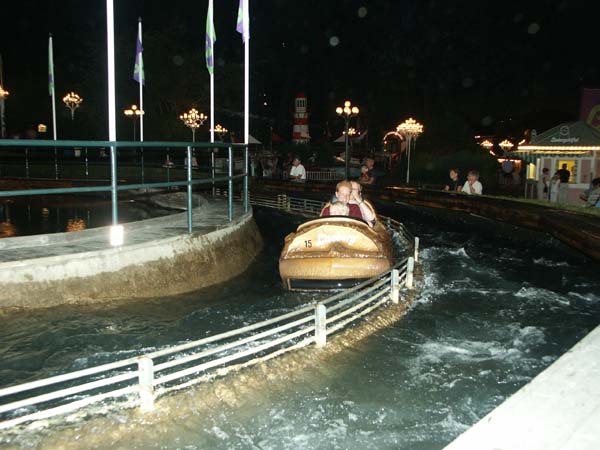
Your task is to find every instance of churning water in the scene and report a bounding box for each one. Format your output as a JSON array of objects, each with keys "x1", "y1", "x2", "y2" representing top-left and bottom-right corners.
[{"x1": 1, "y1": 205, "x2": 599, "y2": 450}]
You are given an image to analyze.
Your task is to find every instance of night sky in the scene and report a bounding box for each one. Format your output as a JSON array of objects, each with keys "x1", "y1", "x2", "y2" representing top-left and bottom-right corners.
[{"x1": 1, "y1": 0, "x2": 598, "y2": 147}]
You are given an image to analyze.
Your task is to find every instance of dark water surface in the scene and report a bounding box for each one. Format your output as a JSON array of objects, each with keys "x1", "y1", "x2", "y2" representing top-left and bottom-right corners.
[
  {"x1": 0, "y1": 196, "x2": 175, "y2": 238},
  {"x1": 1, "y1": 205, "x2": 599, "y2": 449}
]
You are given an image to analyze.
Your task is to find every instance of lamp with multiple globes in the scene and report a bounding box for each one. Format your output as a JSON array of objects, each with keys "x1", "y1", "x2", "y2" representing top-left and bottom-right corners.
[
  {"x1": 179, "y1": 108, "x2": 207, "y2": 142},
  {"x1": 499, "y1": 139, "x2": 514, "y2": 152},
  {"x1": 63, "y1": 92, "x2": 83, "y2": 120},
  {"x1": 336, "y1": 100, "x2": 359, "y2": 179},
  {"x1": 396, "y1": 118, "x2": 424, "y2": 184},
  {"x1": 123, "y1": 104, "x2": 144, "y2": 141},
  {"x1": 211, "y1": 123, "x2": 228, "y2": 141}
]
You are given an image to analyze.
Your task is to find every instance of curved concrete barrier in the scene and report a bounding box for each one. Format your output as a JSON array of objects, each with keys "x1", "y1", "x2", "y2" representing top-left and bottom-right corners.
[{"x1": 0, "y1": 204, "x2": 263, "y2": 309}]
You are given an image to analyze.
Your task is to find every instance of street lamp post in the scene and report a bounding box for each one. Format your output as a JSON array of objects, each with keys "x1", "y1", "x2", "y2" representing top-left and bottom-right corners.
[
  {"x1": 123, "y1": 104, "x2": 144, "y2": 141},
  {"x1": 336, "y1": 100, "x2": 359, "y2": 180},
  {"x1": 179, "y1": 108, "x2": 207, "y2": 168},
  {"x1": 0, "y1": 85, "x2": 8, "y2": 139},
  {"x1": 396, "y1": 118, "x2": 424, "y2": 184},
  {"x1": 211, "y1": 123, "x2": 228, "y2": 142},
  {"x1": 179, "y1": 108, "x2": 207, "y2": 142},
  {"x1": 63, "y1": 92, "x2": 83, "y2": 120},
  {"x1": 124, "y1": 104, "x2": 145, "y2": 183},
  {"x1": 499, "y1": 139, "x2": 514, "y2": 154}
]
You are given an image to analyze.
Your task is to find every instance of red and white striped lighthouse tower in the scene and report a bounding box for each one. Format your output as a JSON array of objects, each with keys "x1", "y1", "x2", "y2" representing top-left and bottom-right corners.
[{"x1": 292, "y1": 93, "x2": 310, "y2": 144}]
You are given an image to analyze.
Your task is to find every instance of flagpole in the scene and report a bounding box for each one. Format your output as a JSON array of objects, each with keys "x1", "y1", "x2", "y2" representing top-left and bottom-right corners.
[
  {"x1": 106, "y1": 3, "x2": 116, "y2": 142},
  {"x1": 106, "y1": 0, "x2": 119, "y2": 234},
  {"x1": 243, "y1": 0, "x2": 249, "y2": 214},
  {"x1": 243, "y1": 1, "x2": 249, "y2": 147},
  {"x1": 206, "y1": 0, "x2": 217, "y2": 196},
  {"x1": 209, "y1": 1, "x2": 215, "y2": 145},
  {"x1": 49, "y1": 34, "x2": 57, "y2": 140},
  {"x1": 138, "y1": 18, "x2": 144, "y2": 142}
]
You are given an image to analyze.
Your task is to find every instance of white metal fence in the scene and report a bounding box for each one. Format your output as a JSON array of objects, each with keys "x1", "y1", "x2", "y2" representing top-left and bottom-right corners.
[
  {"x1": 0, "y1": 193, "x2": 418, "y2": 431},
  {"x1": 305, "y1": 169, "x2": 339, "y2": 182}
]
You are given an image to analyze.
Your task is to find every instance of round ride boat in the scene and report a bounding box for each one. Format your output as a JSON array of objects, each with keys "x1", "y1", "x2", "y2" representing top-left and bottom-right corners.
[{"x1": 279, "y1": 208, "x2": 394, "y2": 291}]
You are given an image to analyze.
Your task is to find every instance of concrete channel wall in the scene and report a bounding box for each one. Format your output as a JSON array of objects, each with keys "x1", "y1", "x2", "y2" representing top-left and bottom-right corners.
[{"x1": 0, "y1": 203, "x2": 263, "y2": 309}]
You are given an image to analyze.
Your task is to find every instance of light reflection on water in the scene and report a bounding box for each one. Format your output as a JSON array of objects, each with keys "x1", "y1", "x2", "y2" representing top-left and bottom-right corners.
[{"x1": 0, "y1": 206, "x2": 599, "y2": 450}]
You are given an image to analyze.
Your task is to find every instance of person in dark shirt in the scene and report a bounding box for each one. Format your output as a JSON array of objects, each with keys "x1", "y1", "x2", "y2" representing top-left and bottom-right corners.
[
  {"x1": 555, "y1": 164, "x2": 571, "y2": 183},
  {"x1": 554, "y1": 164, "x2": 571, "y2": 203},
  {"x1": 444, "y1": 168, "x2": 462, "y2": 192}
]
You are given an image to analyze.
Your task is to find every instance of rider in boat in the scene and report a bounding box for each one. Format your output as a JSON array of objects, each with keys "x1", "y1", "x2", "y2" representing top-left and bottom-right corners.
[{"x1": 320, "y1": 180, "x2": 376, "y2": 226}]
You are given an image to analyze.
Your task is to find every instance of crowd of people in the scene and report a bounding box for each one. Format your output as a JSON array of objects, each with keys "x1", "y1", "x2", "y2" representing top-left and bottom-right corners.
[
  {"x1": 443, "y1": 168, "x2": 483, "y2": 195},
  {"x1": 254, "y1": 151, "x2": 598, "y2": 209},
  {"x1": 442, "y1": 163, "x2": 598, "y2": 208}
]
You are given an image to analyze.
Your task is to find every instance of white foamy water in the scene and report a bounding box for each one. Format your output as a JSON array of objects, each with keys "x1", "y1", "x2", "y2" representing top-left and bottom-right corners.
[
  {"x1": 533, "y1": 257, "x2": 570, "y2": 267},
  {"x1": 514, "y1": 286, "x2": 571, "y2": 305}
]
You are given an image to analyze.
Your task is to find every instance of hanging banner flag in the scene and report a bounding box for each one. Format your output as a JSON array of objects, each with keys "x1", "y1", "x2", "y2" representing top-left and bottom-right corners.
[
  {"x1": 133, "y1": 26, "x2": 144, "y2": 85},
  {"x1": 48, "y1": 35, "x2": 55, "y2": 96},
  {"x1": 236, "y1": 0, "x2": 249, "y2": 42},
  {"x1": 205, "y1": 0, "x2": 217, "y2": 74}
]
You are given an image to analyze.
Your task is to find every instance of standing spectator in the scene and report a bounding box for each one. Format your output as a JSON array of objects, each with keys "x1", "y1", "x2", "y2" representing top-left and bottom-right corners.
[
  {"x1": 554, "y1": 163, "x2": 571, "y2": 203},
  {"x1": 579, "y1": 177, "x2": 600, "y2": 207},
  {"x1": 462, "y1": 170, "x2": 483, "y2": 195},
  {"x1": 501, "y1": 159, "x2": 514, "y2": 184},
  {"x1": 359, "y1": 165, "x2": 370, "y2": 185},
  {"x1": 364, "y1": 158, "x2": 376, "y2": 184},
  {"x1": 537, "y1": 168, "x2": 550, "y2": 200},
  {"x1": 549, "y1": 175, "x2": 561, "y2": 203},
  {"x1": 444, "y1": 168, "x2": 462, "y2": 192},
  {"x1": 289, "y1": 157, "x2": 306, "y2": 182}
]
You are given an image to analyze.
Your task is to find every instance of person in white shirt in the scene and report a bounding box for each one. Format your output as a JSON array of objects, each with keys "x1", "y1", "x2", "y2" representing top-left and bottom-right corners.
[
  {"x1": 289, "y1": 157, "x2": 306, "y2": 182},
  {"x1": 462, "y1": 170, "x2": 483, "y2": 195}
]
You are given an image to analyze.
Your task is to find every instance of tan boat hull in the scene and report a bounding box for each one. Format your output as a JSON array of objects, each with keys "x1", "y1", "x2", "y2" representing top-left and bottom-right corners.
[{"x1": 279, "y1": 216, "x2": 393, "y2": 290}]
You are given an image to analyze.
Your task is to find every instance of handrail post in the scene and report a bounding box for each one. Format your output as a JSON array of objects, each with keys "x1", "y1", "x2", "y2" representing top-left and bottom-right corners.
[
  {"x1": 110, "y1": 144, "x2": 118, "y2": 225},
  {"x1": 244, "y1": 145, "x2": 249, "y2": 213},
  {"x1": 414, "y1": 236, "x2": 420, "y2": 262},
  {"x1": 228, "y1": 145, "x2": 233, "y2": 222},
  {"x1": 137, "y1": 356, "x2": 155, "y2": 412},
  {"x1": 211, "y1": 149, "x2": 216, "y2": 198},
  {"x1": 84, "y1": 147, "x2": 89, "y2": 178},
  {"x1": 108, "y1": 144, "x2": 124, "y2": 246},
  {"x1": 390, "y1": 269, "x2": 400, "y2": 304},
  {"x1": 54, "y1": 147, "x2": 58, "y2": 180},
  {"x1": 186, "y1": 145, "x2": 193, "y2": 233},
  {"x1": 140, "y1": 147, "x2": 145, "y2": 185},
  {"x1": 315, "y1": 303, "x2": 327, "y2": 347},
  {"x1": 24, "y1": 148, "x2": 30, "y2": 179},
  {"x1": 406, "y1": 256, "x2": 414, "y2": 289},
  {"x1": 277, "y1": 194, "x2": 287, "y2": 210}
]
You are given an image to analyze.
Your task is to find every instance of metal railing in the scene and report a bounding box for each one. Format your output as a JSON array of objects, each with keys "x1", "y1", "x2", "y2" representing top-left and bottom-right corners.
[
  {"x1": 0, "y1": 193, "x2": 418, "y2": 430},
  {"x1": 305, "y1": 169, "x2": 338, "y2": 182},
  {"x1": 0, "y1": 140, "x2": 249, "y2": 230}
]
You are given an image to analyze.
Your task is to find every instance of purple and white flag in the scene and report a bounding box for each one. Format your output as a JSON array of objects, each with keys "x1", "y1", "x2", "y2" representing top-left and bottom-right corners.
[
  {"x1": 236, "y1": 0, "x2": 249, "y2": 42},
  {"x1": 133, "y1": 27, "x2": 144, "y2": 85}
]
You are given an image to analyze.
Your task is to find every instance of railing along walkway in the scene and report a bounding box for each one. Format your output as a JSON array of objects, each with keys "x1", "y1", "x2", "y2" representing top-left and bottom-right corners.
[{"x1": 0, "y1": 193, "x2": 419, "y2": 431}]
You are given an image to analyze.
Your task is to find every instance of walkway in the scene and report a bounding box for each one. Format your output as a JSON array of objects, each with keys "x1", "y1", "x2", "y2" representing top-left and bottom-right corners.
[
  {"x1": 0, "y1": 198, "x2": 246, "y2": 262},
  {"x1": 444, "y1": 324, "x2": 600, "y2": 450}
]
